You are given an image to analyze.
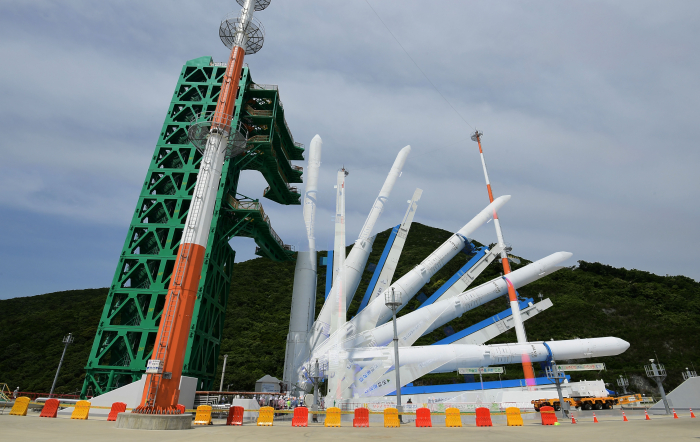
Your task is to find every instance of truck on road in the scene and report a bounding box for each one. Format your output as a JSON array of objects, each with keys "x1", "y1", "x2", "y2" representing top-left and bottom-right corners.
[{"x1": 532, "y1": 396, "x2": 618, "y2": 411}]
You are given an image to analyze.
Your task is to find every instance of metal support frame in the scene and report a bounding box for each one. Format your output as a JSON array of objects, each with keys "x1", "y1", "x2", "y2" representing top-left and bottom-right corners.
[
  {"x1": 358, "y1": 225, "x2": 399, "y2": 312},
  {"x1": 682, "y1": 368, "x2": 697, "y2": 381},
  {"x1": 617, "y1": 375, "x2": 629, "y2": 395},
  {"x1": 645, "y1": 359, "x2": 671, "y2": 415},
  {"x1": 82, "y1": 57, "x2": 302, "y2": 397},
  {"x1": 311, "y1": 359, "x2": 321, "y2": 422},
  {"x1": 545, "y1": 363, "x2": 569, "y2": 419},
  {"x1": 385, "y1": 288, "x2": 403, "y2": 421},
  {"x1": 433, "y1": 297, "x2": 545, "y2": 345},
  {"x1": 418, "y1": 243, "x2": 502, "y2": 308},
  {"x1": 542, "y1": 342, "x2": 569, "y2": 419},
  {"x1": 324, "y1": 251, "x2": 333, "y2": 299}
]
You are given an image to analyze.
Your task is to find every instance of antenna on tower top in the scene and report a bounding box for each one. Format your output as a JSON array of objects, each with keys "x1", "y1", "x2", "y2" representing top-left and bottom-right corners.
[{"x1": 470, "y1": 130, "x2": 483, "y2": 142}]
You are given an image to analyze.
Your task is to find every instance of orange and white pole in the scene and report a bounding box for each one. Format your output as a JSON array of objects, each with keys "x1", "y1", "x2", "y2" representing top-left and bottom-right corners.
[
  {"x1": 135, "y1": 0, "x2": 258, "y2": 413},
  {"x1": 471, "y1": 130, "x2": 536, "y2": 385}
]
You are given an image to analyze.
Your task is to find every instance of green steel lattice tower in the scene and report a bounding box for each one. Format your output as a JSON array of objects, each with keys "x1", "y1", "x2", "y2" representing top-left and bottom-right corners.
[{"x1": 81, "y1": 56, "x2": 304, "y2": 396}]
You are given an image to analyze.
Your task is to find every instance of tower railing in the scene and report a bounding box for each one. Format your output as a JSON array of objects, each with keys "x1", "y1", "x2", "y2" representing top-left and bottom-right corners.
[{"x1": 227, "y1": 195, "x2": 292, "y2": 253}]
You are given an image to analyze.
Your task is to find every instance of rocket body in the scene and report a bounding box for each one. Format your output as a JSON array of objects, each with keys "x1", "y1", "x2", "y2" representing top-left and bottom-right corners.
[
  {"x1": 330, "y1": 168, "x2": 348, "y2": 335},
  {"x1": 304, "y1": 251, "x2": 570, "y2": 382},
  {"x1": 303, "y1": 196, "x2": 511, "y2": 374},
  {"x1": 283, "y1": 135, "x2": 322, "y2": 390},
  {"x1": 353, "y1": 195, "x2": 511, "y2": 334},
  {"x1": 357, "y1": 145, "x2": 411, "y2": 242},
  {"x1": 312, "y1": 147, "x2": 410, "y2": 347},
  {"x1": 348, "y1": 337, "x2": 629, "y2": 397}
]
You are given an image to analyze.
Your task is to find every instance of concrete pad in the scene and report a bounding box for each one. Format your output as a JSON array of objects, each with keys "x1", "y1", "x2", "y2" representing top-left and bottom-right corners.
[
  {"x1": 78, "y1": 375, "x2": 198, "y2": 410},
  {"x1": 0, "y1": 410, "x2": 698, "y2": 441},
  {"x1": 115, "y1": 412, "x2": 192, "y2": 430}
]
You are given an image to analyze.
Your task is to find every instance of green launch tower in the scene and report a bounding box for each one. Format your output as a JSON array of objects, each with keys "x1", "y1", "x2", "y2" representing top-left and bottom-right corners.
[{"x1": 81, "y1": 56, "x2": 302, "y2": 396}]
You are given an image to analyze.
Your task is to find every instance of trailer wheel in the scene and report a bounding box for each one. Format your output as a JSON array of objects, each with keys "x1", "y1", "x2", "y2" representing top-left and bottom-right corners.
[
  {"x1": 583, "y1": 403, "x2": 592, "y2": 411},
  {"x1": 594, "y1": 402, "x2": 603, "y2": 410},
  {"x1": 554, "y1": 404, "x2": 561, "y2": 411}
]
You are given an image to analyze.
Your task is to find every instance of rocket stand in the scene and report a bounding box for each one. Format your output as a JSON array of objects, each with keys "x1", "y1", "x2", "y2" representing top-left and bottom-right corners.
[
  {"x1": 311, "y1": 359, "x2": 321, "y2": 423},
  {"x1": 545, "y1": 363, "x2": 569, "y2": 419},
  {"x1": 385, "y1": 288, "x2": 403, "y2": 422},
  {"x1": 645, "y1": 359, "x2": 671, "y2": 415},
  {"x1": 617, "y1": 375, "x2": 629, "y2": 395}
]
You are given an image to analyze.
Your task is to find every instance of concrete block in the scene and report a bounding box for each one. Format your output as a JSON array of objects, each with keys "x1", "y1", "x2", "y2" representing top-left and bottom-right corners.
[{"x1": 115, "y1": 413, "x2": 192, "y2": 430}]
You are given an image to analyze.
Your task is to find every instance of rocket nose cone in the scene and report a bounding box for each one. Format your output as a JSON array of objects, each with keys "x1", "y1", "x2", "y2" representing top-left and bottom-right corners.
[
  {"x1": 597, "y1": 337, "x2": 630, "y2": 356},
  {"x1": 553, "y1": 252, "x2": 573, "y2": 262},
  {"x1": 312, "y1": 134, "x2": 322, "y2": 143},
  {"x1": 617, "y1": 338, "x2": 631, "y2": 352},
  {"x1": 495, "y1": 194, "x2": 511, "y2": 204},
  {"x1": 391, "y1": 145, "x2": 411, "y2": 170}
]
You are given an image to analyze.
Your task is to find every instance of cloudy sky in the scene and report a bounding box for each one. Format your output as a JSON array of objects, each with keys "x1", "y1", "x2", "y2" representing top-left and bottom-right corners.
[{"x1": 1, "y1": 0, "x2": 698, "y2": 299}]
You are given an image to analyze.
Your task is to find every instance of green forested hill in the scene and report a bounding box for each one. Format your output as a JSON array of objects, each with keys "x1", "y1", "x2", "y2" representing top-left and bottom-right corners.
[{"x1": 1, "y1": 223, "x2": 698, "y2": 396}]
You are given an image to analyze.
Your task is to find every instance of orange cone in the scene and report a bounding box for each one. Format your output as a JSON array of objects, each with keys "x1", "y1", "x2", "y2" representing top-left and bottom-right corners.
[
  {"x1": 690, "y1": 408, "x2": 696, "y2": 418},
  {"x1": 571, "y1": 413, "x2": 577, "y2": 424},
  {"x1": 593, "y1": 413, "x2": 599, "y2": 423},
  {"x1": 623, "y1": 411, "x2": 629, "y2": 422},
  {"x1": 645, "y1": 409, "x2": 651, "y2": 420},
  {"x1": 673, "y1": 409, "x2": 679, "y2": 419}
]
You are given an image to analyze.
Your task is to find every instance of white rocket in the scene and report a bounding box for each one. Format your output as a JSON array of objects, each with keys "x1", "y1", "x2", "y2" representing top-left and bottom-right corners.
[
  {"x1": 310, "y1": 146, "x2": 411, "y2": 348},
  {"x1": 302, "y1": 251, "x2": 571, "y2": 395},
  {"x1": 283, "y1": 135, "x2": 322, "y2": 389},
  {"x1": 352, "y1": 195, "x2": 512, "y2": 334},
  {"x1": 330, "y1": 167, "x2": 349, "y2": 334},
  {"x1": 366, "y1": 188, "x2": 422, "y2": 306},
  {"x1": 319, "y1": 251, "x2": 571, "y2": 356},
  {"x1": 301, "y1": 195, "x2": 511, "y2": 381},
  {"x1": 327, "y1": 166, "x2": 349, "y2": 400},
  {"x1": 349, "y1": 337, "x2": 630, "y2": 397}
]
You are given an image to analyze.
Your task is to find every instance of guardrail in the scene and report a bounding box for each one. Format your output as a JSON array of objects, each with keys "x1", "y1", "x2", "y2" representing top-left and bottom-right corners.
[
  {"x1": 245, "y1": 105, "x2": 273, "y2": 117},
  {"x1": 3, "y1": 392, "x2": 89, "y2": 401},
  {"x1": 250, "y1": 83, "x2": 278, "y2": 91},
  {"x1": 227, "y1": 196, "x2": 292, "y2": 253}
]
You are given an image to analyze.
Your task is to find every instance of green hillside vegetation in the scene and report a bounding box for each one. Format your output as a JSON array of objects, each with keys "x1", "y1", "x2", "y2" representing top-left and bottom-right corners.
[{"x1": 1, "y1": 223, "x2": 698, "y2": 397}]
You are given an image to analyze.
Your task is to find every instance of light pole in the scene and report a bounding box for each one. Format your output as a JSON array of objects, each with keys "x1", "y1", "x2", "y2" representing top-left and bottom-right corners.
[
  {"x1": 219, "y1": 354, "x2": 228, "y2": 392},
  {"x1": 645, "y1": 359, "x2": 670, "y2": 415},
  {"x1": 385, "y1": 288, "x2": 403, "y2": 421},
  {"x1": 49, "y1": 333, "x2": 74, "y2": 398}
]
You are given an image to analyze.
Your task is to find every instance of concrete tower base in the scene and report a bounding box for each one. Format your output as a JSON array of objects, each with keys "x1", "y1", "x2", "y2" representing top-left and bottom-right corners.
[{"x1": 115, "y1": 413, "x2": 192, "y2": 430}]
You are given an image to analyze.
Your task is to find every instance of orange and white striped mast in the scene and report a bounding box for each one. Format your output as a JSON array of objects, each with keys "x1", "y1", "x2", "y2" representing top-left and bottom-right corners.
[
  {"x1": 471, "y1": 130, "x2": 536, "y2": 386},
  {"x1": 135, "y1": 0, "x2": 270, "y2": 414}
]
